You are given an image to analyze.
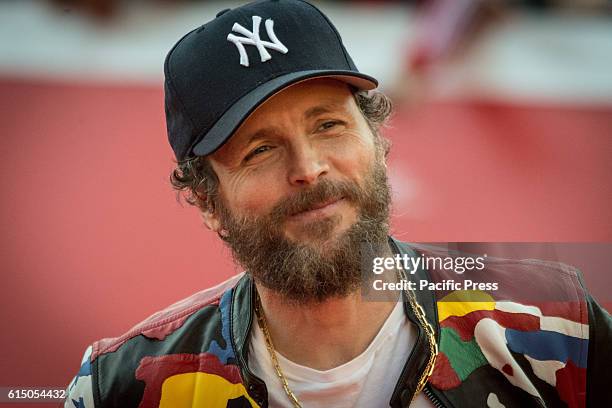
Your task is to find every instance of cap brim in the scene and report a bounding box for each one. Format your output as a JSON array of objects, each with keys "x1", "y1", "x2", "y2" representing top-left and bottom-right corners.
[{"x1": 192, "y1": 70, "x2": 378, "y2": 157}]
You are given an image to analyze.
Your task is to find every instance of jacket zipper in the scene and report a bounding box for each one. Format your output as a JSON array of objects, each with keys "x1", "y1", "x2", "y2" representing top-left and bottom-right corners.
[
  {"x1": 423, "y1": 384, "x2": 548, "y2": 408},
  {"x1": 423, "y1": 385, "x2": 446, "y2": 408}
]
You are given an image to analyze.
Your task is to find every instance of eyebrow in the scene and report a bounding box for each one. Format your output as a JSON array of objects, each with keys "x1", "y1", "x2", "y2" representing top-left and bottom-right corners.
[
  {"x1": 244, "y1": 128, "x2": 279, "y2": 147},
  {"x1": 304, "y1": 102, "x2": 345, "y2": 120}
]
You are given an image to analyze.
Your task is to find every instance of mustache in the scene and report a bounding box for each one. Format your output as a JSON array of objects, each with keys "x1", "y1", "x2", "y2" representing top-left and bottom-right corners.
[{"x1": 267, "y1": 178, "x2": 362, "y2": 222}]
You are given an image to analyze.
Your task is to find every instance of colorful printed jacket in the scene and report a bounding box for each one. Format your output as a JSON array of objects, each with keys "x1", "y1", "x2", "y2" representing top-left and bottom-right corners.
[{"x1": 64, "y1": 238, "x2": 611, "y2": 407}]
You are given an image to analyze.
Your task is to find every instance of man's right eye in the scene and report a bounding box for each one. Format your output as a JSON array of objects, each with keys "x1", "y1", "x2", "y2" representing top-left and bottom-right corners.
[{"x1": 244, "y1": 145, "x2": 272, "y2": 162}]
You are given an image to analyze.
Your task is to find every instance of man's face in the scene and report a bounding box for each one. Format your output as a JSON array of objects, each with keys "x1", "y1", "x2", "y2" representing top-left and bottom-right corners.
[{"x1": 206, "y1": 78, "x2": 391, "y2": 303}]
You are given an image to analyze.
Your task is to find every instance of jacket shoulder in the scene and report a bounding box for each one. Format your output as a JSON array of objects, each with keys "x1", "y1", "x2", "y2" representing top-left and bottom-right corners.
[
  {"x1": 91, "y1": 273, "x2": 245, "y2": 360},
  {"x1": 402, "y1": 243, "x2": 592, "y2": 407}
]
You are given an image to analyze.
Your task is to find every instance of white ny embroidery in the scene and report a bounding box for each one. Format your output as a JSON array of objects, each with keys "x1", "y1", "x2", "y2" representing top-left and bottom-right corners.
[{"x1": 227, "y1": 15, "x2": 288, "y2": 67}]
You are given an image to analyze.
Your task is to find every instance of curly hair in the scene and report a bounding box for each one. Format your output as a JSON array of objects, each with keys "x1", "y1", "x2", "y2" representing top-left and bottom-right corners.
[{"x1": 169, "y1": 89, "x2": 393, "y2": 213}]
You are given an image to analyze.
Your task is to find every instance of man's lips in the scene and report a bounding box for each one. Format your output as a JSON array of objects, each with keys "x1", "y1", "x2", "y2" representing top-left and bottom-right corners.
[{"x1": 289, "y1": 197, "x2": 344, "y2": 220}]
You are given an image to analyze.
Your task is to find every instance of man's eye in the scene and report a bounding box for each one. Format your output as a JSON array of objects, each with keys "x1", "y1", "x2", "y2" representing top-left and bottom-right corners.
[
  {"x1": 317, "y1": 120, "x2": 341, "y2": 132},
  {"x1": 244, "y1": 145, "x2": 272, "y2": 162}
]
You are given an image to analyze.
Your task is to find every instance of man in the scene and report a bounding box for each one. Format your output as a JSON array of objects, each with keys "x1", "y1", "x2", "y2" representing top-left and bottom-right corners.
[{"x1": 64, "y1": 1, "x2": 610, "y2": 407}]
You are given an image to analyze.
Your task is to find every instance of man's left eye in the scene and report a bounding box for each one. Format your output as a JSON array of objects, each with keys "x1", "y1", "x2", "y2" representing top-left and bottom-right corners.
[
  {"x1": 243, "y1": 145, "x2": 272, "y2": 162},
  {"x1": 318, "y1": 121, "x2": 341, "y2": 132}
]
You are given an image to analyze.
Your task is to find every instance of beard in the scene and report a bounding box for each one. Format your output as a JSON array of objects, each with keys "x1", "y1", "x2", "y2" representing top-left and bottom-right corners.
[{"x1": 216, "y1": 153, "x2": 392, "y2": 304}]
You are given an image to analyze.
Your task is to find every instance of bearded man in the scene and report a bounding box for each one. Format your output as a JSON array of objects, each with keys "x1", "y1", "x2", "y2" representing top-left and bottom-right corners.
[{"x1": 64, "y1": 1, "x2": 610, "y2": 407}]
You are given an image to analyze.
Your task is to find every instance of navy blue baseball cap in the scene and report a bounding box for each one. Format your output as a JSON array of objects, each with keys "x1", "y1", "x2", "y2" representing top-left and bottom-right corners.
[{"x1": 164, "y1": 0, "x2": 378, "y2": 161}]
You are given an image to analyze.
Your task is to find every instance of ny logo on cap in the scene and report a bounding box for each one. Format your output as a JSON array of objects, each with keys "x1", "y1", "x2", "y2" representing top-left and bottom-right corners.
[{"x1": 227, "y1": 15, "x2": 288, "y2": 67}]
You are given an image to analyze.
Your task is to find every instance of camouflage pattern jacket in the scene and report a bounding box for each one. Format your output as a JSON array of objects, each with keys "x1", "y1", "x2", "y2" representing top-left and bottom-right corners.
[{"x1": 64, "y1": 238, "x2": 611, "y2": 407}]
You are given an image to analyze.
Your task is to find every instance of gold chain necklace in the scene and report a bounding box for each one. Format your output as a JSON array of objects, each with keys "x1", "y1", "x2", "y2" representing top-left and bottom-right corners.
[
  {"x1": 397, "y1": 267, "x2": 439, "y2": 402},
  {"x1": 254, "y1": 293, "x2": 303, "y2": 408},
  {"x1": 253, "y1": 273, "x2": 438, "y2": 408}
]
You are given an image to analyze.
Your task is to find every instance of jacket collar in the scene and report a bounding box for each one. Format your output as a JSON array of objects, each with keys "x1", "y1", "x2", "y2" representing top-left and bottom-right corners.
[
  {"x1": 229, "y1": 236, "x2": 440, "y2": 408},
  {"x1": 388, "y1": 237, "x2": 440, "y2": 407}
]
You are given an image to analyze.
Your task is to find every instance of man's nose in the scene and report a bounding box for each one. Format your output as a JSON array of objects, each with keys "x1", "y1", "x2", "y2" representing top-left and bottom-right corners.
[{"x1": 287, "y1": 142, "x2": 330, "y2": 186}]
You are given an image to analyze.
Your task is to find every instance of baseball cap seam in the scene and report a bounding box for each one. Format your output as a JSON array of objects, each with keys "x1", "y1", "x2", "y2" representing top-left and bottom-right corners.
[
  {"x1": 297, "y1": 0, "x2": 352, "y2": 68},
  {"x1": 165, "y1": 32, "x2": 202, "y2": 160},
  {"x1": 168, "y1": 75, "x2": 201, "y2": 160}
]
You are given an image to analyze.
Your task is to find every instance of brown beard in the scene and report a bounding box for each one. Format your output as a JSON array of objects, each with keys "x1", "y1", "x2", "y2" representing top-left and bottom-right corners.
[{"x1": 216, "y1": 154, "x2": 391, "y2": 304}]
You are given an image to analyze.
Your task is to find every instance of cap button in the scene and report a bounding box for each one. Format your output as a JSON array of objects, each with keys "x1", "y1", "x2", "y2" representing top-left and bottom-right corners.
[{"x1": 216, "y1": 8, "x2": 231, "y2": 18}]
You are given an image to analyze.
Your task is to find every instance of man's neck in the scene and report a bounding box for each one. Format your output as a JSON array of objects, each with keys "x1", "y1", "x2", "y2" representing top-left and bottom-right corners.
[{"x1": 254, "y1": 267, "x2": 399, "y2": 371}]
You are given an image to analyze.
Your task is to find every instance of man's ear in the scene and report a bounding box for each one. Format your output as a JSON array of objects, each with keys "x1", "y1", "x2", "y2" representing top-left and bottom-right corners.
[
  {"x1": 200, "y1": 208, "x2": 221, "y2": 232},
  {"x1": 374, "y1": 137, "x2": 389, "y2": 169},
  {"x1": 200, "y1": 208, "x2": 230, "y2": 238},
  {"x1": 200, "y1": 208, "x2": 229, "y2": 241}
]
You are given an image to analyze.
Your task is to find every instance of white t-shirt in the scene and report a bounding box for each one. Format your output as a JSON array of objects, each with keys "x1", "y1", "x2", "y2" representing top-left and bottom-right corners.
[{"x1": 248, "y1": 301, "x2": 435, "y2": 407}]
